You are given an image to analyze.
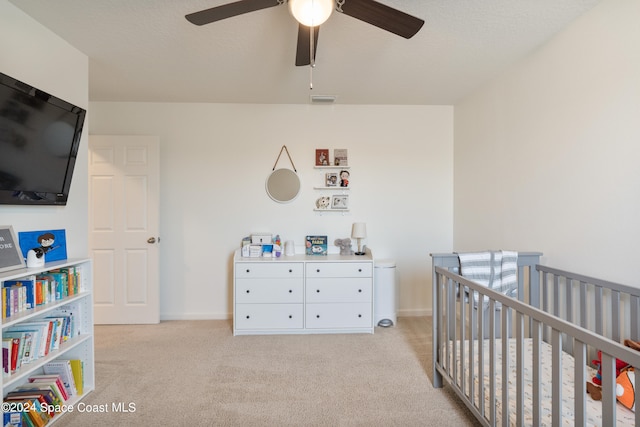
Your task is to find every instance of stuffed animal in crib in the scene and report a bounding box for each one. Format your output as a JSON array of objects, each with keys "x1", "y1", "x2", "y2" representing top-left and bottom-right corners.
[
  {"x1": 315, "y1": 196, "x2": 330, "y2": 209},
  {"x1": 334, "y1": 238, "x2": 354, "y2": 255},
  {"x1": 616, "y1": 368, "x2": 636, "y2": 411},
  {"x1": 591, "y1": 350, "x2": 630, "y2": 386}
]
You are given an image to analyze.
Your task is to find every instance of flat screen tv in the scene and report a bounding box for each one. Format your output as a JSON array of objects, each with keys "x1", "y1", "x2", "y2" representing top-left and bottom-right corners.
[{"x1": 0, "y1": 71, "x2": 86, "y2": 205}]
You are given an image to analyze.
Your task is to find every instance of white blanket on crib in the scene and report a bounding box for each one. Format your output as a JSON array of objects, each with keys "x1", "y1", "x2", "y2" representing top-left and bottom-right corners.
[{"x1": 458, "y1": 250, "x2": 518, "y2": 298}]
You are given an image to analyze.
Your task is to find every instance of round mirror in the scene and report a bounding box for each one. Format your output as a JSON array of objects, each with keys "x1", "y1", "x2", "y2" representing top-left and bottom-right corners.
[{"x1": 266, "y1": 168, "x2": 301, "y2": 203}]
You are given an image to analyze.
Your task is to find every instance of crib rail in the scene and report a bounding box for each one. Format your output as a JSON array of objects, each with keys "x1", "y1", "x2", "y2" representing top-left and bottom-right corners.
[{"x1": 432, "y1": 258, "x2": 640, "y2": 426}]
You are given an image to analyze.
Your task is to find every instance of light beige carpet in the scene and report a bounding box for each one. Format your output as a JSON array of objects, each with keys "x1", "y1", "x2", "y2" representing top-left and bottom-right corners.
[{"x1": 59, "y1": 317, "x2": 479, "y2": 426}]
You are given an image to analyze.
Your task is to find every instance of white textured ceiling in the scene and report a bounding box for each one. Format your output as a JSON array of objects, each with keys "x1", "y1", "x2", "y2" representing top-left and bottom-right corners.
[{"x1": 9, "y1": 0, "x2": 601, "y2": 105}]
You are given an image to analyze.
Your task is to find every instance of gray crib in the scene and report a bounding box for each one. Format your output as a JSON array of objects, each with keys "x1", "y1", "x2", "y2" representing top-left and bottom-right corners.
[{"x1": 431, "y1": 252, "x2": 640, "y2": 426}]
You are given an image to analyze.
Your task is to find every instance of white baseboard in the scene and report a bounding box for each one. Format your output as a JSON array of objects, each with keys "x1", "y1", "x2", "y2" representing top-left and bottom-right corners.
[
  {"x1": 161, "y1": 312, "x2": 231, "y2": 321},
  {"x1": 398, "y1": 308, "x2": 432, "y2": 317}
]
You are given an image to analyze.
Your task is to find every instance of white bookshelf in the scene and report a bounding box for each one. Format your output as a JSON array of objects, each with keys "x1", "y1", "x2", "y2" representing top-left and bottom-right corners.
[{"x1": 1, "y1": 258, "x2": 94, "y2": 423}]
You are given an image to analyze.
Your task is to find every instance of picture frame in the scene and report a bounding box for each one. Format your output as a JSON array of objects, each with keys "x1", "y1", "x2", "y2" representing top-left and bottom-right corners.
[
  {"x1": 315, "y1": 149, "x2": 329, "y2": 166},
  {"x1": 18, "y1": 229, "x2": 68, "y2": 263},
  {"x1": 325, "y1": 172, "x2": 338, "y2": 187},
  {"x1": 331, "y1": 194, "x2": 349, "y2": 210},
  {"x1": 0, "y1": 226, "x2": 26, "y2": 273}
]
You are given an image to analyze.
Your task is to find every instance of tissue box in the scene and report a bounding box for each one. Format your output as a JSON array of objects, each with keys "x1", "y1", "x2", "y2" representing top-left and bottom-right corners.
[{"x1": 251, "y1": 233, "x2": 272, "y2": 244}]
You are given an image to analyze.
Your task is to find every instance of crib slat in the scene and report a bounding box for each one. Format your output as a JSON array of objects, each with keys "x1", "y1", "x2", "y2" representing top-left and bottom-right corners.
[
  {"x1": 579, "y1": 281, "x2": 587, "y2": 329},
  {"x1": 611, "y1": 290, "x2": 620, "y2": 342},
  {"x1": 478, "y1": 292, "x2": 485, "y2": 419},
  {"x1": 595, "y1": 286, "x2": 603, "y2": 336},
  {"x1": 631, "y1": 295, "x2": 640, "y2": 341},
  {"x1": 489, "y1": 298, "x2": 496, "y2": 425},
  {"x1": 574, "y1": 340, "x2": 587, "y2": 427},
  {"x1": 532, "y1": 321, "x2": 541, "y2": 427},
  {"x1": 458, "y1": 284, "x2": 465, "y2": 391},
  {"x1": 502, "y1": 307, "x2": 509, "y2": 427},
  {"x1": 516, "y1": 312, "x2": 524, "y2": 427},
  {"x1": 468, "y1": 288, "x2": 475, "y2": 406},
  {"x1": 565, "y1": 278, "x2": 574, "y2": 354},
  {"x1": 600, "y1": 353, "x2": 616, "y2": 425},
  {"x1": 551, "y1": 330, "x2": 562, "y2": 426}
]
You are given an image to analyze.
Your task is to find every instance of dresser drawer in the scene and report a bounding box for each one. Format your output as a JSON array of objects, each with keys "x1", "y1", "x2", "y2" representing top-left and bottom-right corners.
[
  {"x1": 305, "y1": 278, "x2": 372, "y2": 303},
  {"x1": 236, "y1": 262, "x2": 303, "y2": 278},
  {"x1": 305, "y1": 303, "x2": 372, "y2": 329},
  {"x1": 236, "y1": 279, "x2": 303, "y2": 304},
  {"x1": 306, "y1": 262, "x2": 372, "y2": 278},
  {"x1": 235, "y1": 303, "x2": 304, "y2": 330}
]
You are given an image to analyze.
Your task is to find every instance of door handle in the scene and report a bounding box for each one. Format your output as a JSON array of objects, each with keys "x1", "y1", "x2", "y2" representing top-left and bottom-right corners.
[{"x1": 147, "y1": 237, "x2": 157, "y2": 244}]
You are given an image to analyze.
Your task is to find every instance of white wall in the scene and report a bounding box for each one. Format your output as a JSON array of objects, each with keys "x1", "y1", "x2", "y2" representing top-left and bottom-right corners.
[
  {"x1": 89, "y1": 103, "x2": 453, "y2": 319},
  {"x1": 453, "y1": 0, "x2": 640, "y2": 285},
  {"x1": 0, "y1": 1, "x2": 89, "y2": 258}
]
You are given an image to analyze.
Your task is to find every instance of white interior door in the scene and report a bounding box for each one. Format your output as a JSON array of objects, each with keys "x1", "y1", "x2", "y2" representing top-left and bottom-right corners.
[{"x1": 89, "y1": 135, "x2": 160, "y2": 324}]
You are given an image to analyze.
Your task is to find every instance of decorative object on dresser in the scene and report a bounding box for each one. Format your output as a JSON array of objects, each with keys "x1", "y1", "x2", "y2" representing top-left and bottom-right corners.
[
  {"x1": 351, "y1": 223, "x2": 367, "y2": 256},
  {"x1": 233, "y1": 249, "x2": 374, "y2": 335},
  {"x1": 334, "y1": 238, "x2": 354, "y2": 256},
  {"x1": 305, "y1": 236, "x2": 328, "y2": 256}
]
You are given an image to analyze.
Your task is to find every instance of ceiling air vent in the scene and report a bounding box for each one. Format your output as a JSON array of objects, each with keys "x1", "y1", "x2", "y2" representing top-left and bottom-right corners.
[{"x1": 310, "y1": 95, "x2": 336, "y2": 104}]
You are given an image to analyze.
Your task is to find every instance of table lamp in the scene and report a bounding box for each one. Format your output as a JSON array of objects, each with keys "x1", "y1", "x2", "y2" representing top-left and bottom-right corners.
[{"x1": 351, "y1": 222, "x2": 367, "y2": 255}]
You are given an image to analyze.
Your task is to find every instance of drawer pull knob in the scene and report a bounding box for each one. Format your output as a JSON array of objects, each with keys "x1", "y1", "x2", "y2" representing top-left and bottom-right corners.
[
  {"x1": 246, "y1": 315, "x2": 250, "y2": 319},
  {"x1": 246, "y1": 269, "x2": 250, "y2": 273},
  {"x1": 289, "y1": 315, "x2": 293, "y2": 319},
  {"x1": 289, "y1": 269, "x2": 293, "y2": 273},
  {"x1": 246, "y1": 290, "x2": 250, "y2": 293},
  {"x1": 289, "y1": 290, "x2": 293, "y2": 293},
  {"x1": 358, "y1": 289, "x2": 362, "y2": 293},
  {"x1": 358, "y1": 314, "x2": 362, "y2": 318},
  {"x1": 358, "y1": 268, "x2": 362, "y2": 272},
  {"x1": 316, "y1": 289, "x2": 320, "y2": 293},
  {"x1": 316, "y1": 315, "x2": 320, "y2": 318},
  {"x1": 316, "y1": 269, "x2": 320, "y2": 273}
]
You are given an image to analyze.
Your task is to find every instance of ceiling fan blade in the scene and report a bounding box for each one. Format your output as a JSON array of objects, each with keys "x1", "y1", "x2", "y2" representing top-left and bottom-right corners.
[
  {"x1": 339, "y1": 0, "x2": 424, "y2": 39},
  {"x1": 295, "y1": 24, "x2": 320, "y2": 66},
  {"x1": 185, "y1": 0, "x2": 281, "y2": 26}
]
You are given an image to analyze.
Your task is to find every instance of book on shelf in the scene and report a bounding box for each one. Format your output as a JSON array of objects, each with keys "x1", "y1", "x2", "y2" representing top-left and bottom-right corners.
[
  {"x1": 43, "y1": 359, "x2": 78, "y2": 398},
  {"x1": 305, "y1": 236, "x2": 328, "y2": 256},
  {"x1": 325, "y1": 172, "x2": 338, "y2": 187},
  {"x1": 333, "y1": 148, "x2": 348, "y2": 166},
  {"x1": 26, "y1": 376, "x2": 68, "y2": 403},
  {"x1": 315, "y1": 149, "x2": 329, "y2": 166},
  {"x1": 69, "y1": 359, "x2": 84, "y2": 395}
]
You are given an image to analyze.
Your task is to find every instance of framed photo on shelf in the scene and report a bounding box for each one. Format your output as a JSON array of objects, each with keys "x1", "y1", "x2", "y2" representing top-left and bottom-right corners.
[
  {"x1": 334, "y1": 148, "x2": 348, "y2": 166},
  {"x1": 18, "y1": 229, "x2": 68, "y2": 263},
  {"x1": 325, "y1": 172, "x2": 338, "y2": 187},
  {"x1": 0, "y1": 225, "x2": 26, "y2": 273},
  {"x1": 331, "y1": 194, "x2": 349, "y2": 210},
  {"x1": 315, "y1": 149, "x2": 329, "y2": 166},
  {"x1": 339, "y1": 170, "x2": 350, "y2": 187}
]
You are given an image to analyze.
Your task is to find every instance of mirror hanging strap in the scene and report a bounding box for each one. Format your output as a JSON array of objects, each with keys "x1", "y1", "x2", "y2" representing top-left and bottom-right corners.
[{"x1": 272, "y1": 145, "x2": 297, "y2": 172}]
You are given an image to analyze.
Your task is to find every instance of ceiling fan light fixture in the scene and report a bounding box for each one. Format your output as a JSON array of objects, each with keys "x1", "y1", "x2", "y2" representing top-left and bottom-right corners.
[{"x1": 289, "y1": 0, "x2": 334, "y2": 27}]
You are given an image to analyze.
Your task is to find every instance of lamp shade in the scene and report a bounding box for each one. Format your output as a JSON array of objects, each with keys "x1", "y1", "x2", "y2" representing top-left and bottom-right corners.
[
  {"x1": 288, "y1": 0, "x2": 334, "y2": 27},
  {"x1": 351, "y1": 222, "x2": 367, "y2": 239}
]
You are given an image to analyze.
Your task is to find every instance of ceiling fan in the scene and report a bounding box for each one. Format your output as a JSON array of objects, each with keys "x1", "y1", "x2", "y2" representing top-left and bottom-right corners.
[{"x1": 185, "y1": 0, "x2": 424, "y2": 67}]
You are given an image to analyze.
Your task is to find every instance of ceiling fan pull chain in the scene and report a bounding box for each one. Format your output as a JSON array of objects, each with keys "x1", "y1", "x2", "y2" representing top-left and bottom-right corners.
[
  {"x1": 309, "y1": 24, "x2": 315, "y2": 90},
  {"x1": 336, "y1": 0, "x2": 345, "y2": 13}
]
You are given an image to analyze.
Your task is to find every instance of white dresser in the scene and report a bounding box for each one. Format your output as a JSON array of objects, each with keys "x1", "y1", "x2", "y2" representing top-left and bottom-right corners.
[{"x1": 233, "y1": 249, "x2": 374, "y2": 335}]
